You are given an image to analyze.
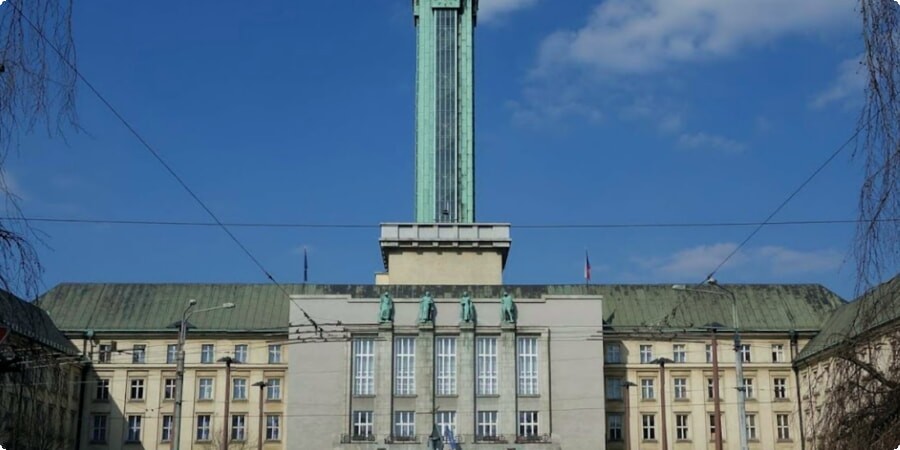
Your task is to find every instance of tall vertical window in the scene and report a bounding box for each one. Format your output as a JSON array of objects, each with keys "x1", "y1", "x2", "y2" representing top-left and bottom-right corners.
[
  {"x1": 675, "y1": 414, "x2": 690, "y2": 440},
  {"x1": 477, "y1": 411, "x2": 498, "y2": 440},
  {"x1": 673, "y1": 344, "x2": 686, "y2": 363},
  {"x1": 394, "y1": 411, "x2": 415, "y2": 439},
  {"x1": 198, "y1": 378, "x2": 214, "y2": 400},
  {"x1": 166, "y1": 344, "x2": 177, "y2": 364},
  {"x1": 232, "y1": 378, "x2": 247, "y2": 400},
  {"x1": 607, "y1": 413, "x2": 623, "y2": 441},
  {"x1": 234, "y1": 344, "x2": 248, "y2": 363},
  {"x1": 518, "y1": 337, "x2": 539, "y2": 395},
  {"x1": 706, "y1": 344, "x2": 714, "y2": 363},
  {"x1": 90, "y1": 415, "x2": 107, "y2": 442},
  {"x1": 605, "y1": 342, "x2": 622, "y2": 363},
  {"x1": 776, "y1": 414, "x2": 791, "y2": 440},
  {"x1": 518, "y1": 411, "x2": 539, "y2": 438},
  {"x1": 433, "y1": 7, "x2": 459, "y2": 220},
  {"x1": 640, "y1": 344, "x2": 653, "y2": 363},
  {"x1": 132, "y1": 344, "x2": 146, "y2": 364},
  {"x1": 436, "y1": 411, "x2": 457, "y2": 441},
  {"x1": 352, "y1": 411, "x2": 373, "y2": 439},
  {"x1": 642, "y1": 414, "x2": 656, "y2": 440},
  {"x1": 126, "y1": 415, "x2": 142, "y2": 442},
  {"x1": 772, "y1": 344, "x2": 785, "y2": 362},
  {"x1": 201, "y1": 344, "x2": 215, "y2": 364},
  {"x1": 707, "y1": 378, "x2": 719, "y2": 399},
  {"x1": 773, "y1": 377, "x2": 788, "y2": 399},
  {"x1": 161, "y1": 415, "x2": 173, "y2": 442},
  {"x1": 266, "y1": 415, "x2": 281, "y2": 440},
  {"x1": 232, "y1": 415, "x2": 247, "y2": 440},
  {"x1": 266, "y1": 378, "x2": 282, "y2": 400},
  {"x1": 740, "y1": 344, "x2": 752, "y2": 362},
  {"x1": 435, "y1": 337, "x2": 457, "y2": 395},
  {"x1": 163, "y1": 378, "x2": 176, "y2": 400},
  {"x1": 606, "y1": 377, "x2": 623, "y2": 400},
  {"x1": 268, "y1": 344, "x2": 282, "y2": 363},
  {"x1": 129, "y1": 378, "x2": 145, "y2": 400},
  {"x1": 196, "y1": 415, "x2": 211, "y2": 441},
  {"x1": 97, "y1": 344, "x2": 111, "y2": 363},
  {"x1": 743, "y1": 378, "x2": 755, "y2": 398},
  {"x1": 673, "y1": 377, "x2": 688, "y2": 399},
  {"x1": 477, "y1": 337, "x2": 498, "y2": 395},
  {"x1": 353, "y1": 338, "x2": 375, "y2": 395},
  {"x1": 641, "y1": 378, "x2": 655, "y2": 399},
  {"x1": 745, "y1": 414, "x2": 757, "y2": 440},
  {"x1": 709, "y1": 414, "x2": 723, "y2": 440},
  {"x1": 394, "y1": 337, "x2": 416, "y2": 395},
  {"x1": 95, "y1": 379, "x2": 110, "y2": 400}
]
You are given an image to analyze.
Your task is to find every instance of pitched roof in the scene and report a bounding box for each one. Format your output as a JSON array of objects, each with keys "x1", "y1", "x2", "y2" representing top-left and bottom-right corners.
[
  {"x1": 796, "y1": 274, "x2": 900, "y2": 363},
  {"x1": 38, "y1": 283, "x2": 844, "y2": 334},
  {"x1": 0, "y1": 290, "x2": 79, "y2": 354}
]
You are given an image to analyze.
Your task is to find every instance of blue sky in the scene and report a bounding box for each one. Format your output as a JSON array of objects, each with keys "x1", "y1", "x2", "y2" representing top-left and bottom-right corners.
[{"x1": 7, "y1": 0, "x2": 880, "y2": 300}]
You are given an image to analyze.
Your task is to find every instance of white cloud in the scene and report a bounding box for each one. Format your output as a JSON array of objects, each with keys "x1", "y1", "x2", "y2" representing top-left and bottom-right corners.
[
  {"x1": 479, "y1": 0, "x2": 539, "y2": 23},
  {"x1": 811, "y1": 55, "x2": 865, "y2": 109},
  {"x1": 535, "y1": 0, "x2": 853, "y2": 75},
  {"x1": 677, "y1": 132, "x2": 746, "y2": 153}
]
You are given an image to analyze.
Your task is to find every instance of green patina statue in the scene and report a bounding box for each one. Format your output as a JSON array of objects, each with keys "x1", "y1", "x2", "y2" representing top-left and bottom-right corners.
[
  {"x1": 378, "y1": 292, "x2": 394, "y2": 323},
  {"x1": 500, "y1": 290, "x2": 517, "y2": 324},
  {"x1": 418, "y1": 291, "x2": 435, "y2": 324},
  {"x1": 460, "y1": 291, "x2": 475, "y2": 323}
]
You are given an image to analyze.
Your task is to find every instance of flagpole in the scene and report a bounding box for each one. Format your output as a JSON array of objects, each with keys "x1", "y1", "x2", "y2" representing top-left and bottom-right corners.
[{"x1": 303, "y1": 246, "x2": 308, "y2": 284}]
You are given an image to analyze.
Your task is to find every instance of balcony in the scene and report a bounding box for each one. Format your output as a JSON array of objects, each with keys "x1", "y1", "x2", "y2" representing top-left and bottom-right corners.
[
  {"x1": 384, "y1": 435, "x2": 420, "y2": 444},
  {"x1": 516, "y1": 434, "x2": 552, "y2": 444},
  {"x1": 340, "y1": 433, "x2": 375, "y2": 443}
]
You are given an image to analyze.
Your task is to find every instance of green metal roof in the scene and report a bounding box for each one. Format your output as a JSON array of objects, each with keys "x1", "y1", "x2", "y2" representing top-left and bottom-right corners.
[
  {"x1": 796, "y1": 274, "x2": 900, "y2": 363},
  {"x1": 0, "y1": 290, "x2": 79, "y2": 354},
  {"x1": 38, "y1": 283, "x2": 844, "y2": 334}
]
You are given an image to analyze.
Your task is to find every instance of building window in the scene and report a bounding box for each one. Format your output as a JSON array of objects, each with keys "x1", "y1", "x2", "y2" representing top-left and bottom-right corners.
[
  {"x1": 268, "y1": 344, "x2": 282, "y2": 363},
  {"x1": 518, "y1": 337, "x2": 539, "y2": 395},
  {"x1": 437, "y1": 411, "x2": 457, "y2": 441},
  {"x1": 606, "y1": 377, "x2": 623, "y2": 400},
  {"x1": 163, "y1": 378, "x2": 176, "y2": 400},
  {"x1": 166, "y1": 344, "x2": 177, "y2": 364},
  {"x1": 129, "y1": 378, "x2": 145, "y2": 400},
  {"x1": 774, "y1": 377, "x2": 788, "y2": 399},
  {"x1": 198, "y1": 378, "x2": 214, "y2": 400},
  {"x1": 232, "y1": 414, "x2": 247, "y2": 440},
  {"x1": 740, "y1": 344, "x2": 751, "y2": 363},
  {"x1": 352, "y1": 411, "x2": 373, "y2": 440},
  {"x1": 394, "y1": 337, "x2": 416, "y2": 395},
  {"x1": 518, "y1": 411, "x2": 539, "y2": 438},
  {"x1": 707, "y1": 378, "x2": 719, "y2": 399},
  {"x1": 234, "y1": 344, "x2": 248, "y2": 363},
  {"x1": 266, "y1": 415, "x2": 281, "y2": 441},
  {"x1": 95, "y1": 379, "x2": 110, "y2": 400},
  {"x1": 642, "y1": 414, "x2": 656, "y2": 440},
  {"x1": 705, "y1": 344, "x2": 713, "y2": 363},
  {"x1": 352, "y1": 338, "x2": 375, "y2": 396},
  {"x1": 98, "y1": 344, "x2": 112, "y2": 363},
  {"x1": 126, "y1": 415, "x2": 142, "y2": 442},
  {"x1": 743, "y1": 378, "x2": 754, "y2": 399},
  {"x1": 161, "y1": 415, "x2": 173, "y2": 442},
  {"x1": 90, "y1": 414, "x2": 107, "y2": 443},
  {"x1": 640, "y1": 344, "x2": 653, "y2": 363},
  {"x1": 232, "y1": 378, "x2": 248, "y2": 400},
  {"x1": 436, "y1": 336, "x2": 457, "y2": 396},
  {"x1": 676, "y1": 414, "x2": 690, "y2": 440},
  {"x1": 605, "y1": 342, "x2": 622, "y2": 363},
  {"x1": 673, "y1": 344, "x2": 686, "y2": 363},
  {"x1": 772, "y1": 344, "x2": 785, "y2": 362},
  {"x1": 132, "y1": 344, "x2": 146, "y2": 364},
  {"x1": 266, "y1": 378, "x2": 282, "y2": 400},
  {"x1": 673, "y1": 377, "x2": 688, "y2": 399},
  {"x1": 776, "y1": 414, "x2": 791, "y2": 440},
  {"x1": 394, "y1": 411, "x2": 415, "y2": 439},
  {"x1": 709, "y1": 414, "x2": 720, "y2": 440},
  {"x1": 607, "y1": 413, "x2": 623, "y2": 441},
  {"x1": 196, "y1": 415, "x2": 211, "y2": 441},
  {"x1": 746, "y1": 414, "x2": 757, "y2": 440},
  {"x1": 477, "y1": 411, "x2": 498, "y2": 440},
  {"x1": 477, "y1": 337, "x2": 498, "y2": 396},
  {"x1": 201, "y1": 344, "x2": 215, "y2": 364},
  {"x1": 641, "y1": 378, "x2": 655, "y2": 400}
]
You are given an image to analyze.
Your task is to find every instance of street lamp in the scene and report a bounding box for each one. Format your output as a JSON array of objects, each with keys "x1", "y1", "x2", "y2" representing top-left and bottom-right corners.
[
  {"x1": 218, "y1": 356, "x2": 238, "y2": 450},
  {"x1": 253, "y1": 381, "x2": 269, "y2": 450},
  {"x1": 672, "y1": 279, "x2": 748, "y2": 450},
  {"x1": 172, "y1": 300, "x2": 236, "y2": 450},
  {"x1": 651, "y1": 357, "x2": 675, "y2": 450}
]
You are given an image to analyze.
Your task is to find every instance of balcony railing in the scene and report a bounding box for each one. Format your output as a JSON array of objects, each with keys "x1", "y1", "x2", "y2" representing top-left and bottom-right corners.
[
  {"x1": 340, "y1": 433, "x2": 375, "y2": 443},
  {"x1": 384, "y1": 435, "x2": 420, "y2": 444},
  {"x1": 472, "y1": 434, "x2": 510, "y2": 444},
  {"x1": 516, "y1": 433, "x2": 552, "y2": 444}
]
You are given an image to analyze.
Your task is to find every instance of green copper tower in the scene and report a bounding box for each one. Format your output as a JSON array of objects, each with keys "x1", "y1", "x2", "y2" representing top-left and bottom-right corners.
[{"x1": 413, "y1": 0, "x2": 477, "y2": 223}]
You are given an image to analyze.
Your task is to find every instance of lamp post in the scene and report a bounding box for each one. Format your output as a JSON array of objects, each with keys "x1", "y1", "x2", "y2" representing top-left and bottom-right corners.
[
  {"x1": 622, "y1": 380, "x2": 637, "y2": 450},
  {"x1": 651, "y1": 357, "x2": 675, "y2": 450},
  {"x1": 218, "y1": 356, "x2": 237, "y2": 450},
  {"x1": 704, "y1": 322, "x2": 725, "y2": 450},
  {"x1": 253, "y1": 381, "x2": 269, "y2": 450},
  {"x1": 173, "y1": 300, "x2": 236, "y2": 450}
]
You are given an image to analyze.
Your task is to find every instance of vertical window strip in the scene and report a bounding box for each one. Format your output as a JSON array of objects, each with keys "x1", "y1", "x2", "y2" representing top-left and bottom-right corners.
[
  {"x1": 394, "y1": 337, "x2": 416, "y2": 395},
  {"x1": 436, "y1": 337, "x2": 457, "y2": 395},
  {"x1": 517, "y1": 337, "x2": 539, "y2": 395},
  {"x1": 353, "y1": 338, "x2": 375, "y2": 396},
  {"x1": 477, "y1": 337, "x2": 498, "y2": 395}
]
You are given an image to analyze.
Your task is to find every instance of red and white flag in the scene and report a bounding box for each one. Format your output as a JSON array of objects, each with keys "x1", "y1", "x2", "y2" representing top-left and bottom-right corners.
[{"x1": 584, "y1": 250, "x2": 592, "y2": 283}]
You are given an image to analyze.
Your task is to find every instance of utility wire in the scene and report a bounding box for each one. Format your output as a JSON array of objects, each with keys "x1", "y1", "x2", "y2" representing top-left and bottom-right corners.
[{"x1": 7, "y1": 3, "x2": 323, "y2": 334}]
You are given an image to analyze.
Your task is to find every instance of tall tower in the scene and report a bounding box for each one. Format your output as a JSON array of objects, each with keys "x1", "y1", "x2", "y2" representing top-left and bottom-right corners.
[{"x1": 414, "y1": 0, "x2": 477, "y2": 223}]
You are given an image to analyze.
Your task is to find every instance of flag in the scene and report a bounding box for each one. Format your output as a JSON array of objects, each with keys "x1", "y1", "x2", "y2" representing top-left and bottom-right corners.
[
  {"x1": 303, "y1": 247, "x2": 308, "y2": 283},
  {"x1": 584, "y1": 250, "x2": 592, "y2": 283},
  {"x1": 446, "y1": 429, "x2": 458, "y2": 450}
]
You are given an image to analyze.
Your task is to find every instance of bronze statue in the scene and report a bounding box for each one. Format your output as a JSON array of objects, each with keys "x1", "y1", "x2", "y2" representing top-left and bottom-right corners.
[
  {"x1": 460, "y1": 291, "x2": 475, "y2": 323},
  {"x1": 500, "y1": 290, "x2": 517, "y2": 324},
  {"x1": 378, "y1": 292, "x2": 393, "y2": 323},
  {"x1": 418, "y1": 291, "x2": 435, "y2": 324}
]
